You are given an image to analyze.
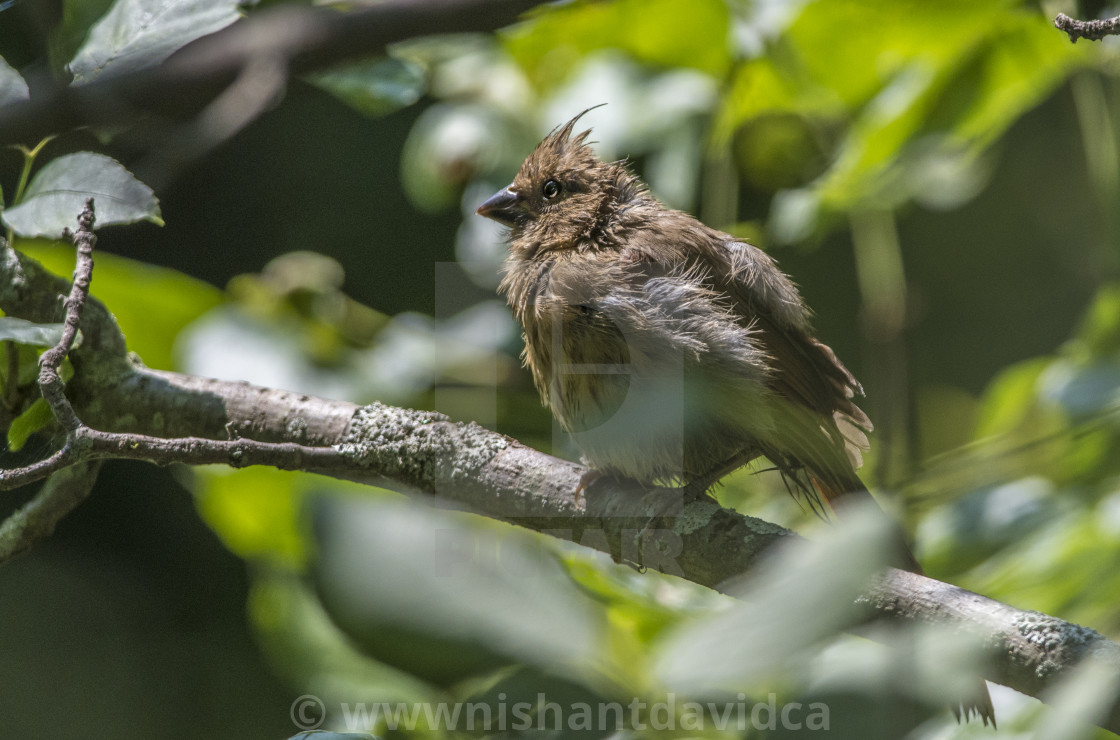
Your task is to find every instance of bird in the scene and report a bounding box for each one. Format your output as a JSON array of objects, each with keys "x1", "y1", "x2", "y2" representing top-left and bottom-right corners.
[
  {"x1": 480, "y1": 108, "x2": 884, "y2": 523},
  {"x1": 476, "y1": 108, "x2": 995, "y2": 725}
]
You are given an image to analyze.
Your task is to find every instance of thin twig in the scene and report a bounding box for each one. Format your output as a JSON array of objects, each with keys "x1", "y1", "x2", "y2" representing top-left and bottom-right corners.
[
  {"x1": 37, "y1": 200, "x2": 96, "y2": 433},
  {"x1": 0, "y1": 199, "x2": 356, "y2": 493},
  {"x1": 0, "y1": 427, "x2": 355, "y2": 490},
  {"x1": 1054, "y1": 12, "x2": 1120, "y2": 43}
]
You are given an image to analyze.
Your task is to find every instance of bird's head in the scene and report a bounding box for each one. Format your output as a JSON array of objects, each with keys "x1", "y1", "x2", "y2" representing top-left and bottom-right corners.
[{"x1": 477, "y1": 107, "x2": 644, "y2": 256}]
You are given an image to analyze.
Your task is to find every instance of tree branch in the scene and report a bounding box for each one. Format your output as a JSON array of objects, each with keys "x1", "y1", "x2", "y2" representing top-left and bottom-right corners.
[
  {"x1": 2, "y1": 234, "x2": 1120, "y2": 731},
  {"x1": 1054, "y1": 12, "x2": 1120, "y2": 43},
  {"x1": 0, "y1": 460, "x2": 100, "y2": 563},
  {"x1": 0, "y1": 0, "x2": 550, "y2": 146}
]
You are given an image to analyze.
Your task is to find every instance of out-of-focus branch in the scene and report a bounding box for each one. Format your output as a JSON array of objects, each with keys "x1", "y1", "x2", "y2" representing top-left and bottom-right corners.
[
  {"x1": 0, "y1": 460, "x2": 100, "y2": 564},
  {"x1": 2, "y1": 234, "x2": 1120, "y2": 732},
  {"x1": 0, "y1": 0, "x2": 549, "y2": 146},
  {"x1": 1055, "y1": 12, "x2": 1120, "y2": 43}
]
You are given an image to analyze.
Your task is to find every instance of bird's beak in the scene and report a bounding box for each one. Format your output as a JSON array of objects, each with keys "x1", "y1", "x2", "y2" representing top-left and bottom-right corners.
[{"x1": 476, "y1": 186, "x2": 522, "y2": 227}]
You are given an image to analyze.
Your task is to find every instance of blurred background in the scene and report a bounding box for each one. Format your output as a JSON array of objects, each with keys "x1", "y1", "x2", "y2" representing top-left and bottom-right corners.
[{"x1": 2, "y1": 0, "x2": 1120, "y2": 737}]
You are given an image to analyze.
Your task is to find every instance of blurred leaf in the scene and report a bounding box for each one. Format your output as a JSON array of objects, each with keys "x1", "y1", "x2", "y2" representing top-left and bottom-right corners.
[
  {"x1": 68, "y1": 0, "x2": 242, "y2": 83},
  {"x1": 7, "y1": 398, "x2": 52, "y2": 451},
  {"x1": 194, "y1": 466, "x2": 311, "y2": 569},
  {"x1": 713, "y1": 0, "x2": 1090, "y2": 237},
  {"x1": 559, "y1": 549, "x2": 726, "y2": 690},
  {"x1": 16, "y1": 239, "x2": 222, "y2": 370},
  {"x1": 916, "y1": 384, "x2": 978, "y2": 462},
  {"x1": 459, "y1": 666, "x2": 619, "y2": 740},
  {"x1": 0, "y1": 56, "x2": 29, "y2": 108},
  {"x1": 2, "y1": 153, "x2": 163, "y2": 238},
  {"x1": 250, "y1": 574, "x2": 434, "y2": 710},
  {"x1": 402, "y1": 104, "x2": 504, "y2": 212},
  {"x1": 308, "y1": 57, "x2": 426, "y2": 118},
  {"x1": 812, "y1": 4, "x2": 1085, "y2": 215},
  {"x1": 1041, "y1": 359, "x2": 1120, "y2": 422},
  {"x1": 1072, "y1": 283, "x2": 1120, "y2": 360},
  {"x1": 0, "y1": 318, "x2": 79, "y2": 349},
  {"x1": 0, "y1": 343, "x2": 43, "y2": 388},
  {"x1": 809, "y1": 622, "x2": 991, "y2": 729},
  {"x1": 504, "y1": 0, "x2": 731, "y2": 90},
  {"x1": 974, "y1": 357, "x2": 1053, "y2": 439},
  {"x1": 1033, "y1": 650, "x2": 1120, "y2": 740},
  {"x1": 314, "y1": 496, "x2": 603, "y2": 687},
  {"x1": 655, "y1": 503, "x2": 894, "y2": 694}
]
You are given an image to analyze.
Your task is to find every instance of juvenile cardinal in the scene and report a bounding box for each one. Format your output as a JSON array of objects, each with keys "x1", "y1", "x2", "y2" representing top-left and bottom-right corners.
[
  {"x1": 481, "y1": 110, "x2": 880, "y2": 520},
  {"x1": 477, "y1": 108, "x2": 995, "y2": 724}
]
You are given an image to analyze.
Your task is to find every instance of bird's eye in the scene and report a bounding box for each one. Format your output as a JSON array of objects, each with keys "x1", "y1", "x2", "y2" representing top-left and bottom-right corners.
[{"x1": 542, "y1": 179, "x2": 561, "y2": 200}]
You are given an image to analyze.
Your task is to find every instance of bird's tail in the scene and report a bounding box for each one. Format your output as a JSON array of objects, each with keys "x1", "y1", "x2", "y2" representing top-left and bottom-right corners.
[
  {"x1": 762, "y1": 410, "x2": 997, "y2": 726},
  {"x1": 808, "y1": 474, "x2": 924, "y2": 574}
]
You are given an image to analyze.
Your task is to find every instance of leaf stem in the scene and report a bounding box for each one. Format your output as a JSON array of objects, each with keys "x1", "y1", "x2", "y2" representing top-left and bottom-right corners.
[{"x1": 6, "y1": 137, "x2": 55, "y2": 245}]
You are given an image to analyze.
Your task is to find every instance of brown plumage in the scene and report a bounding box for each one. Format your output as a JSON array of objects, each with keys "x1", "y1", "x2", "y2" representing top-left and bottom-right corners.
[
  {"x1": 478, "y1": 110, "x2": 993, "y2": 722},
  {"x1": 481, "y1": 110, "x2": 875, "y2": 516}
]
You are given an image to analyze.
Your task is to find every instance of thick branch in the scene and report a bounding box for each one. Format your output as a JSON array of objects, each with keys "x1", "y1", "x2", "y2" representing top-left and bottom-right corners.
[
  {"x1": 2, "y1": 246, "x2": 1120, "y2": 731},
  {"x1": 0, "y1": 0, "x2": 549, "y2": 146}
]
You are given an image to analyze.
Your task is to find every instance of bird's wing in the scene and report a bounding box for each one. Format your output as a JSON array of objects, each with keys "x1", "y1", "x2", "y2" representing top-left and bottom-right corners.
[{"x1": 712, "y1": 241, "x2": 872, "y2": 460}]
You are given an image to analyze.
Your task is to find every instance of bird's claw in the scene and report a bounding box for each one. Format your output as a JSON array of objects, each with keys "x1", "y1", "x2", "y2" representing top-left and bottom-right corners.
[{"x1": 574, "y1": 469, "x2": 602, "y2": 505}]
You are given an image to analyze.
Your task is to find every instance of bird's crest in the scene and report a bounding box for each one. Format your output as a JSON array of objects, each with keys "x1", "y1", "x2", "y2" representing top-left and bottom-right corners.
[{"x1": 519, "y1": 105, "x2": 608, "y2": 183}]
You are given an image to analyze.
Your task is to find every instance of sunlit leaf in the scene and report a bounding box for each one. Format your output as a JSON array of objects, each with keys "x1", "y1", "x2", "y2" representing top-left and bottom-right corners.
[
  {"x1": 974, "y1": 357, "x2": 1052, "y2": 439},
  {"x1": 1072, "y1": 283, "x2": 1120, "y2": 359},
  {"x1": 15, "y1": 239, "x2": 222, "y2": 370},
  {"x1": 504, "y1": 0, "x2": 731, "y2": 90},
  {"x1": 194, "y1": 467, "x2": 312, "y2": 569},
  {"x1": 68, "y1": 0, "x2": 242, "y2": 83},
  {"x1": 712, "y1": 0, "x2": 1089, "y2": 234},
  {"x1": 2, "y1": 153, "x2": 163, "y2": 238},
  {"x1": 7, "y1": 398, "x2": 53, "y2": 451}
]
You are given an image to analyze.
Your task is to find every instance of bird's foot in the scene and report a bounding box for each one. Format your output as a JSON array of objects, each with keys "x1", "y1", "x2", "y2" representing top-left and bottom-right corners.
[
  {"x1": 574, "y1": 469, "x2": 603, "y2": 505},
  {"x1": 680, "y1": 479, "x2": 716, "y2": 504}
]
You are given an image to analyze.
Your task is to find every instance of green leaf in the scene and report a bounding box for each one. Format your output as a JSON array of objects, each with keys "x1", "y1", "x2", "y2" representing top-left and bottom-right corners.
[
  {"x1": 68, "y1": 0, "x2": 242, "y2": 83},
  {"x1": 504, "y1": 0, "x2": 731, "y2": 90},
  {"x1": 0, "y1": 56, "x2": 30, "y2": 108},
  {"x1": 0, "y1": 343, "x2": 45, "y2": 389},
  {"x1": 2, "y1": 153, "x2": 163, "y2": 238},
  {"x1": 973, "y1": 357, "x2": 1051, "y2": 439},
  {"x1": 308, "y1": 58, "x2": 426, "y2": 118},
  {"x1": 194, "y1": 466, "x2": 312, "y2": 568},
  {"x1": 314, "y1": 496, "x2": 602, "y2": 686},
  {"x1": 8, "y1": 398, "x2": 53, "y2": 451},
  {"x1": 0, "y1": 317, "x2": 81, "y2": 349},
  {"x1": 712, "y1": 0, "x2": 1090, "y2": 233},
  {"x1": 15, "y1": 239, "x2": 222, "y2": 370},
  {"x1": 250, "y1": 574, "x2": 434, "y2": 708},
  {"x1": 52, "y1": 0, "x2": 119, "y2": 70},
  {"x1": 655, "y1": 503, "x2": 894, "y2": 694}
]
